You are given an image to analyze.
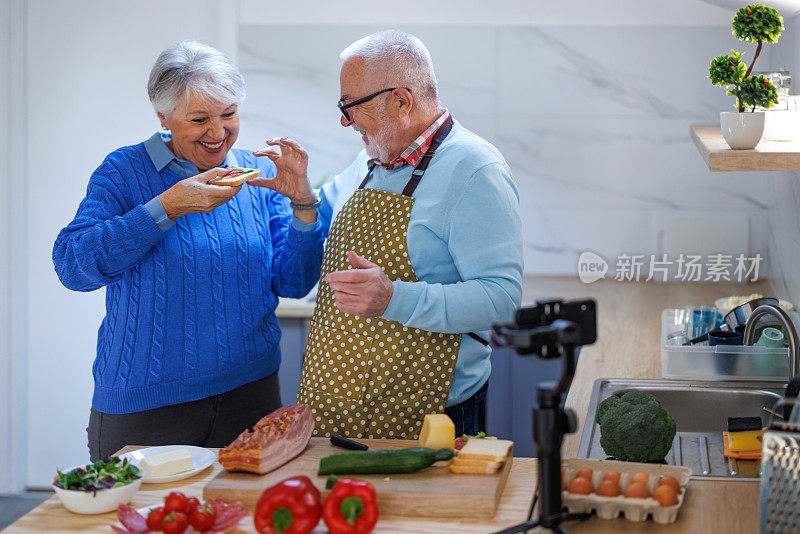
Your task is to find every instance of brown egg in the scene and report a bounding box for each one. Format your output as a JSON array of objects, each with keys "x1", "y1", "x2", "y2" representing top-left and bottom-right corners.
[
  {"x1": 624, "y1": 481, "x2": 650, "y2": 499},
  {"x1": 630, "y1": 472, "x2": 649, "y2": 485},
  {"x1": 568, "y1": 476, "x2": 593, "y2": 495},
  {"x1": 560, "y1": 468, "x2": 567, "y2": 491},
  {"x1": 652, "y1": 484, "x2": 679, "y2": 506},
  {"x1": 596, "y1": 480, "x2": 621, "y2": 497},
  {"x1": 658, "y1": 475, "x2": 681, "y2": 493},
  {"x1": 602, "y1": 471, "x2": 621, "y2": 484},
  {"x1": 575, "y1": 468, "x2": 594, "y2": 481}
]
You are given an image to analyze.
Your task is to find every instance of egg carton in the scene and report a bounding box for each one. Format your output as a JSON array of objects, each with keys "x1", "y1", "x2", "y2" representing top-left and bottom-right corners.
[{"x1": 561, "y1": 458, "x2": 692, "y2": 524}]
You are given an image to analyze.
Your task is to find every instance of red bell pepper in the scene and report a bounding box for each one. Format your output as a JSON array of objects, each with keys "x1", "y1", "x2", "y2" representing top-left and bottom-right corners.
[
  {"x1": 253, "y1": 475, "x2": 321, "y2": 534},
  {"x1": 322, "y1": 478, "x2": 379, "y2": 534}
]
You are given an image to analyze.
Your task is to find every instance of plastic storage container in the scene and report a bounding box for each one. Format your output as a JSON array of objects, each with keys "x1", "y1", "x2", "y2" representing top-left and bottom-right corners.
[
  {"x1": 661, "y1": 309, "x2": 789, "y2": 382},
  {"x1": 561, "y1": 458, "x2": 691, "y2": 524}
]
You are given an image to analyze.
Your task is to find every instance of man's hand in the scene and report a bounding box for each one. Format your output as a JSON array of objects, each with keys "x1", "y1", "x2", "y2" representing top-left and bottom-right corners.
[
  {"x1": 326, "y1": 251, "x2": 394, "y2": 317},
  {"x1": 249, "y1": 138, "x2": 316, "y2": 204},
  {"x1": 159, "y1": 168, "x2": 242, "y2": 221}
]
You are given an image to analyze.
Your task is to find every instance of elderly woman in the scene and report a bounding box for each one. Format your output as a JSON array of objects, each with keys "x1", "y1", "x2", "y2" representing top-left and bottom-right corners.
[{"x1": 53, "y1": 41, "x2": 323, "y2": 460}]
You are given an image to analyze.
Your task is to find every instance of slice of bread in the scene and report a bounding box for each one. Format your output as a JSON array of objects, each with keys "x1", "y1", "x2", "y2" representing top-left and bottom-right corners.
[
  {"x1": 457, "y1": 439, "x2": 513, "y2": 462},
  {"x1": 449, "y1": 461, "x2": 500, "y2": 475},
  {"x1": 209, "y1": 168, "x2": 261, "y2": 186},
  {"x1": 452, "y1": 457, "x2": 502, "y2": 470}
]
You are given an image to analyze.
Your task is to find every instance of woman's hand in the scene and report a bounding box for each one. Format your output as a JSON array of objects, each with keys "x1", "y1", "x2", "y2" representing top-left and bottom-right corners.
[
  {"x1": 250, "y1": 138, "x2": 315, "y2": 204},
  {"x1": 159, "y1": 168, "x2": 242, "y2": 221}
]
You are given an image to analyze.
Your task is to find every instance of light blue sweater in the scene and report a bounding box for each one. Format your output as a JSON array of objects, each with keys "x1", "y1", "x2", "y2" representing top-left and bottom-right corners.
[
  {"x1": 318, "y1": 119, "x2": 524, "y2": 406},
  {"x1": 53, "y1": 134, "x2": 324, "y2": 414}
]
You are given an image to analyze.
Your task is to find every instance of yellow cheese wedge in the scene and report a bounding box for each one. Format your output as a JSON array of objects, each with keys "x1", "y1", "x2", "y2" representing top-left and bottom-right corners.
[
  {"x1": 727, "y1": 429, "x2": 764, "y2": 452},
  {"x1": 419, "y1": 414, "x2": 455, "y2": 465},
  {"x1": 419, "y1": 414, "x2": 455, "y2": 449}
]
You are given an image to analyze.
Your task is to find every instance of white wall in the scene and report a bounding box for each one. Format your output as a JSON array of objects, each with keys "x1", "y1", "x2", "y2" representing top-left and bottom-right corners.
[
  {"x1": 240, "y1": 0, "x2": 733, "y2": 26},
  {"x1": 1, "y1": 0, "x2": 29, "y2": 495}
]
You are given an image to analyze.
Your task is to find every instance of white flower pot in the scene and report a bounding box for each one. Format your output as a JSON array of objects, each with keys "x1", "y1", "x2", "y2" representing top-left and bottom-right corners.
[{"x1": 719, "y1": 111, "x2": 765, "y2": 150}]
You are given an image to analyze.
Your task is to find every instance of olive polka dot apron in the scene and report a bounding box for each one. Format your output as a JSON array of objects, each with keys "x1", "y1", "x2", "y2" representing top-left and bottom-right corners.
[{"x1": 298, "y1": 117, "x2": 468, "y2": 439}]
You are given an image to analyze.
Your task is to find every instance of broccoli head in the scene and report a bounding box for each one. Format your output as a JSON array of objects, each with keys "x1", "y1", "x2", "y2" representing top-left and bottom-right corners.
[
  {"x1": 596, "y1": 391, "x2": 660, "y2": 426},
  {"x1": 619, "y1": 390, "x2": 661, "y2": 406},
  {"x1": 598, "y1": 393, "x2": 676, "y2": 463},
  {"x1": 596, "y1": 395, "x2": 620, "y2": 426}
]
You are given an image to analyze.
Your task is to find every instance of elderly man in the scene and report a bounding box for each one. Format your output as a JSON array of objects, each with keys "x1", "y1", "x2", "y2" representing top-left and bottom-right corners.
[{"x1": 284, "y1": 30, "x2": 522, "y2": 439}]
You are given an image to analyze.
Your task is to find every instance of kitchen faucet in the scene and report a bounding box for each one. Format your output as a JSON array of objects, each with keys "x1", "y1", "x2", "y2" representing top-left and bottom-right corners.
[{"x1": 744, "y1": 304, "x2": 799, "y2": 378}]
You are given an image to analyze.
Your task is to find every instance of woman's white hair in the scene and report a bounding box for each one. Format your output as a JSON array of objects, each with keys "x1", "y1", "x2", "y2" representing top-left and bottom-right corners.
[
  {"x1": 147, "y1": 41, "x2": 245, "y2": 117},
  {"x1": 340, "y1": 30, "x2": 439, "y2": 110}
]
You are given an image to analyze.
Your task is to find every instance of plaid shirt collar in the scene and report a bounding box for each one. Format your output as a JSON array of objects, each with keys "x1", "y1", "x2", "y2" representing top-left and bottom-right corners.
[{"x1": 369, "y1": 110, "x2": 450, "y2": 170}]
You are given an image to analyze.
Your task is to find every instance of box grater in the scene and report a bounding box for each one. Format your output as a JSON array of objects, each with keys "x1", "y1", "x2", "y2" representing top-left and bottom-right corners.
[{"x1": 759, "y1": 398, "x2": 800, "y2": 534}]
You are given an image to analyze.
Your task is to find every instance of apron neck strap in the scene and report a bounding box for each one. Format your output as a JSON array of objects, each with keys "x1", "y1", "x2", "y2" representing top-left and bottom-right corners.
[
  {"x1": 358, "y1": 115, "x2": 454, "y2": 195},
  {"x1": 358, "y1": 160, "x2": 377, "y2": 190},
  {"x1": 401, "y1": 115, "x2": 453, "y2": 197}
]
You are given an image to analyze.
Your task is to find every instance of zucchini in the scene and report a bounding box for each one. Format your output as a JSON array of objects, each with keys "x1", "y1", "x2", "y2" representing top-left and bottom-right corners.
[{"x1": 318, "y1": 447, "x2": 455, "y2": 475}]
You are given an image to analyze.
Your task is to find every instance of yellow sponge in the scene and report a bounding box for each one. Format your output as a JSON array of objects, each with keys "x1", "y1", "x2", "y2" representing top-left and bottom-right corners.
[{"x1": 727, "y1": 429, "x2": 763, "y2": 452}]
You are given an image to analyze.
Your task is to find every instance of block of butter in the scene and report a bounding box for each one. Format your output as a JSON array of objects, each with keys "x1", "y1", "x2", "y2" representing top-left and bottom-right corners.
[{"x1": 140, "y1": 448, "x2": 196, "y2": 477}]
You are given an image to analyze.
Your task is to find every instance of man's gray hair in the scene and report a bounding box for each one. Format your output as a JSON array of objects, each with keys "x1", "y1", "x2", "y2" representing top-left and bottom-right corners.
[
  {"x1": 147, "y1": 41, "x2": 246, "y2": 117},
  {"x1": 340, "y1": 30, "x2": 439, "y2": 109}
]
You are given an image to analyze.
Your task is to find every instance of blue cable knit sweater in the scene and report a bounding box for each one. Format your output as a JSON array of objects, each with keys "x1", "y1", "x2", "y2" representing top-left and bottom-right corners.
[{"x1": 53, "y1": 142, "x2": 324, "y2": 414}]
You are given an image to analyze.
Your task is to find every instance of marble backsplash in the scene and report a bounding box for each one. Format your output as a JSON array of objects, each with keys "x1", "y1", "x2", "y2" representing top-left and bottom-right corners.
[
  {"x1": 767, "y1": 173, "x2": 800, "y2": 305},
  {"x1": 237, "y1": 24, "x2": 776, "y2": 281}
]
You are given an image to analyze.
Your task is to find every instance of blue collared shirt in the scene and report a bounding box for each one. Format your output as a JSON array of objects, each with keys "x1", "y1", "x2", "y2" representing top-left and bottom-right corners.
[{"x1": 142, "y1": 132, "x2": 316, "y2": 233}]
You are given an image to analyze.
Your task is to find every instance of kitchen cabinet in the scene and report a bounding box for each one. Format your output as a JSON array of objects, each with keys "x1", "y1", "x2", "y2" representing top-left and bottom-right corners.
[
  {"x1": 488, "y1": 345, "x2": 569, "y2": 457},
  {"x1": 276, "y1": 316, "x2": 310, "y2": 406},
  {"x1": 690, "y1": 124, "x2": 800, "y2": 171}
]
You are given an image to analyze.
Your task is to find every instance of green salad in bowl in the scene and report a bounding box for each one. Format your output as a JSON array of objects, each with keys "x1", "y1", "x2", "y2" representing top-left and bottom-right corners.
[
  {"x1": 53, "y1": 457, "x2": 143, "y2": 514},
  {"x1": 54, "y1": 456, "x2": 141, "y2": 494}
]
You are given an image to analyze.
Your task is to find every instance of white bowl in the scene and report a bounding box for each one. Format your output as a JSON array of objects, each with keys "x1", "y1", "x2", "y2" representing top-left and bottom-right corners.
[{"x1": 52, "y1": 466, "x2": 143, "y2": 514}]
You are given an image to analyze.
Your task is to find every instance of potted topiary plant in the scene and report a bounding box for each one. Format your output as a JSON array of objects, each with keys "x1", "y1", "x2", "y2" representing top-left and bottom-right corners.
[{"x1": 708, "y1": 4, "x2": 783, "y2": 149}]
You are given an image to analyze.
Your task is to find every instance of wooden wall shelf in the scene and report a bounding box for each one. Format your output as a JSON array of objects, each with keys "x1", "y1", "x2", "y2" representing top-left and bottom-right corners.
[{"x1": 690, "y1": 124, "x2": 800, "y2": 172}]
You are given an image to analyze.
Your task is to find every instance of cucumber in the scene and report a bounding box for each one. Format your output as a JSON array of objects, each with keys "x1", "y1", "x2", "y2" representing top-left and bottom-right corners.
[{"x1": 318, "y1": 447, "x2": 455, "y2": 475}]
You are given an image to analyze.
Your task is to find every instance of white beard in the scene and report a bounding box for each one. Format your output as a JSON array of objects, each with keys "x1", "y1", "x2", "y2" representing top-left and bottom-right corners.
[{"x1": 356, "y1": 114, "x2": 395, "y2": 163}]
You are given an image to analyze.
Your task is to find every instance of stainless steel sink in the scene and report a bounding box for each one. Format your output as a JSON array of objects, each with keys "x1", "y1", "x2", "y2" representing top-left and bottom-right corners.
[{"x1": 578, "y1": 379, "x2": 783, "y2": 479}]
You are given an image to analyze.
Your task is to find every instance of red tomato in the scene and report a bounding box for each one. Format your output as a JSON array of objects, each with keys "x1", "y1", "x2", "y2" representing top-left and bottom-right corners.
[
  {"x1": 189, "y1": 503, "x2": 217, "y2": 532},
  {"x1": 185, "y1": 497, "x2": 201, "y2": 515},
  {"x1": 164, "y1": 492, "x2": 189, "y2": 514},
  {"x1": 161, "y1": 511, "x2": 189, "y2": 534},
  {"x1": 146, "y1": 506, "x2": 168, "y2": 531}
]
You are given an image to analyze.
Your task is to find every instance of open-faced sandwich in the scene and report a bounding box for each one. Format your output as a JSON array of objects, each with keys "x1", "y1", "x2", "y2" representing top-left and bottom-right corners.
[{"x1": 208, "y1": 166, "x2": 262, "y2": 187}]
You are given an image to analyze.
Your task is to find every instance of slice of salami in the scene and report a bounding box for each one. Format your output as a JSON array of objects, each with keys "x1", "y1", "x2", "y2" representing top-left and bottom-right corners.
[
  {"x1": 206, "y1": 499, "x2": 249, "y2": 532},
  {"x1": 116, "y1": 504, "x2": 148, "y2": 533},
  {"x1": 218, "y1": 403, "x2": 314, "y2": 474}
]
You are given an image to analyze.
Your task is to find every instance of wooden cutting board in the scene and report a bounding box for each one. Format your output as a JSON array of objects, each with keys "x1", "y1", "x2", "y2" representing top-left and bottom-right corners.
[{"x1": 203, "y1": 438, "x2": 514, "y2": 519}]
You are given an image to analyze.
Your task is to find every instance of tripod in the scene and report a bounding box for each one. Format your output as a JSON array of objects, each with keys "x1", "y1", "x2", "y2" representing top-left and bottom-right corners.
[{"x1": 491, "y1": 300, "x2": 597, "y2": 533}]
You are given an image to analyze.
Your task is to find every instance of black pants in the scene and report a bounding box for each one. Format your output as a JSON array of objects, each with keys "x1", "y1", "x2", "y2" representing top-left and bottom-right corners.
[
  {"x1": 87, "y1": 372, "x2": 281, "y2": 461},
  {"x1": 444, "y1": 380, "x2": 488, "y2": 437}
]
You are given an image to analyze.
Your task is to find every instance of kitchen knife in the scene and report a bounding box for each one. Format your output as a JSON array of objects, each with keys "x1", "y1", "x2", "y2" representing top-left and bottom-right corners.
[{"x1": 330, "y1": 435, "x2": 373, "y2": 451}]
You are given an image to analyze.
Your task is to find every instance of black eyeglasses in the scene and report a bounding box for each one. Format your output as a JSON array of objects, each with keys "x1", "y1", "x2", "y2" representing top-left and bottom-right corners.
[{"x1": 337, "y1": 87, "x2": 411, "y2": 122}]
